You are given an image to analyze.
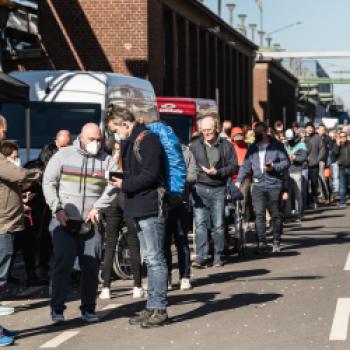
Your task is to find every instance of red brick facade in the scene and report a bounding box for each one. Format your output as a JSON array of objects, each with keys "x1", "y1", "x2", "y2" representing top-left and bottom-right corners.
[{"x1": 6, "y1": 0, "x2": 149, "y2": 77}]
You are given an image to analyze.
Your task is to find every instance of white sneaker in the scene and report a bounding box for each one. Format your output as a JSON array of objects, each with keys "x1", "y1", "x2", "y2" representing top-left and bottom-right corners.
[
  {"x1": 99, "y1": 287, "x2": 111, "y2": 300},
  {"x1": 133, "y1": 287, "x2": 144, "y2": 299},
  {"x1": 180, "y1": 278, "x2": 192, "y2": 291}
]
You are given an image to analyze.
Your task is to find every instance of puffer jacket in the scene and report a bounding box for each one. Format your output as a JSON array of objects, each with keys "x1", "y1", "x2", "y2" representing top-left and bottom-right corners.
[{"x1": 0, "y1": 154, "x2": 41, "y2": 234}]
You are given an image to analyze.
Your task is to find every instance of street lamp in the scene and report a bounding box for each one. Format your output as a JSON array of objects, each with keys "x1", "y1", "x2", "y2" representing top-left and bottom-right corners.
[
  {"x1": 258, "y1": 30, "x2": 265, "y2": 48},
  {"x1": 238, "y1": 14, "x2": 247, "y2": 36},
  {"x1": 249, "y1": 23, "x2": 257, "y2": 42},
  {"x1": 226, "y1": 3, "x2": 235, "y2": 27}
]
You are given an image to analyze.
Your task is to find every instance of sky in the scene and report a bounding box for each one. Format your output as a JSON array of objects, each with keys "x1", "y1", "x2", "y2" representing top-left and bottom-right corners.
[{"x1": 204, "y1": 0, "x2": 350, "y2": 111}]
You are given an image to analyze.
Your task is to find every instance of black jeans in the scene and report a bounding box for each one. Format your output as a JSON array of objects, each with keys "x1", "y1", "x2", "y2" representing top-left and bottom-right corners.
[
  {"x1": 251, "y1": 186, "x2": 283, "y2": 243},
  {"x1": 165, "y1": 204, "x2": 191, "y2": 280},
  {"x1": 308, "y1": 166, "x2": 320, "y2": 204},
  {"x1": 102, "y1": 199, "x2": 142, "y2": 288}
]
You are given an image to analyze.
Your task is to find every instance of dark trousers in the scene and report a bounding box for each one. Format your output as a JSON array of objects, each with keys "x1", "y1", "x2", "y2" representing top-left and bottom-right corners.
[
  {"x1": 102, "y1": 201, "x2": 142, "y2": 288},
  {"x1": 0, "y1": 233, "x2": 14, "y2": 291},
  {"x1": 308, "y1": 166, "x2": 320, "y2": 204},
  {"x1": 50, "y1": 219, "x2": 102, "y2": 314},
  {"x1": 165, "y1": 204, "x2": 191, "y2": 280},
  {"x1": 339, "y1": 167, "x2": 350, "y2": 205},
  {"x1": 251, "y1": 186, "x2": 283, "y2": 243}
]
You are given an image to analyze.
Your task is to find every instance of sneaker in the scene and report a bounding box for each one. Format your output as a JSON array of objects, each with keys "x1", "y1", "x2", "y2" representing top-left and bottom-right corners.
[
  {"x1": 272, "y1": 241, "x2": 281, "y2": 253},
  {"x1": 51, "y1": 310, "x2": 65, "y2": 323},
  {"x1": 140, "y1": 309, "x2": 168, "y2": 329},
  {"x1": 0, "y1": 335, "x2": 14, "y2": 346},
  {"x1": 180, "y1": 278, "x2": 192, "y2": 291},
  {"x1": 0, "y1": 306, "x2": 15, "y2": 316},
  {"x1": 129, "y1": 309, "x2": 153, "y2": 326},
  {"x1": 81, "y1": 312, "x2": 99, "y2": 323},
  {"x1": 133, "y1": 287, "x2": 144, "y2": 299},
  {"x1": 167, "y1": 281, "x2": 173, "y2": 291},
  {"x1": 214, "y1": 261, "x2": 224, "y2": 267},
  {"x1": 99, "y1": 287, "x2": 111, "y2": 300},
  {"x1": 191, "y1": 260, "x2": 206, "y2": 269},
  {"x1": 0, "y1": 327, "x2": 18, "y2": 338}
]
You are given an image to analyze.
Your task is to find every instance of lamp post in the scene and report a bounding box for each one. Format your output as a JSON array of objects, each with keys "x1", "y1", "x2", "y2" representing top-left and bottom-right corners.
[
  {"x1": 217, "y1": 0, "x2": 222, "y2": 17},
  {"x1": 258, "y1": 30, "x2": 265, "y2": 48},
  {"x1": 238, "y1": 14, "x2": 247, "y2": 36},
  {"x1": 249, "y1": 23, "x2": 257, "y2": 42},
  {"x1": 226, "y1": 3, "x2": 235, "y2": 27}
]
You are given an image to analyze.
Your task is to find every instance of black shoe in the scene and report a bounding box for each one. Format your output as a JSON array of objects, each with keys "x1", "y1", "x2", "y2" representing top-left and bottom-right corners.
[
  {"x1": 129, "y1": 309, "x2": 153, "y2": 326},
  {"x1": 255, "y1": 242, "x2": 269, "y2": 255},
  {"x1": 7, "y1": 275, "x2": 21, "y2": 285},
  {"x1": 140, "y1": 309, "x2": 168, "y2": 329}
]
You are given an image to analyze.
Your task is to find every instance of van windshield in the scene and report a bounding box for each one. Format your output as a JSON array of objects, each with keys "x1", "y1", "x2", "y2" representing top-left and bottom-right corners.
[
  {"x1": 1, "y1": 102, "x2": 101, "y2": 148},
  {"x1": 159, "y1": 114, "x2": 193, "y2": 145}
]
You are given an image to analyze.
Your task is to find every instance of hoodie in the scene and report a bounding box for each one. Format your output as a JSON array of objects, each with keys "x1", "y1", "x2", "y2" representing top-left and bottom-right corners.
[
  {"x1": 43, "y1": 138, "x2": 117, "y2": 220},
  {"x1": 231, "y1": 127, "x2": 248, "y2": 181}
]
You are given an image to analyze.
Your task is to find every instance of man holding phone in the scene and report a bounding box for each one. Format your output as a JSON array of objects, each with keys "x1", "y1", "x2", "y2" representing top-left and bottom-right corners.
[{"x1": 236, "y1": 122, "x2": 290, "y2": 254}]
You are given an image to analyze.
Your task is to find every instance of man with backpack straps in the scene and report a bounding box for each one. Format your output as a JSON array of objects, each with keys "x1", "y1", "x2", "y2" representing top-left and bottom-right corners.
[{"x1": 109, "y1": 107, "x2": 169, "y2": 328}]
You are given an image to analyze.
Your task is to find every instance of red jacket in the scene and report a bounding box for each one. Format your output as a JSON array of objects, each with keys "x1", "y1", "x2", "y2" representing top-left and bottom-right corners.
[{"x1": 231, "y1": 127, "x2": 248, "y2": 181}]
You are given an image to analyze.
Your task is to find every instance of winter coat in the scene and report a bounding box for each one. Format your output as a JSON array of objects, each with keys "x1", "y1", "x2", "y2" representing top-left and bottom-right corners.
[
  {"x1": 333, "y1": 142, "x2": 350, "y2": 168},
  {"x1": 190, "y1": 136, "x2": 238, "y2": 187},
  {"x1": 0, "y1": 154, "x2": 41, "y2": 234},
  {"x1": 304, "y1": 133, "x2": 326, "y2": 168},
  {"x1": 237, "y1": 136, "x2": 290, "y2": 189},
  {"x1": 120, "y1": 123, "x2": 166, "y2": 218}
]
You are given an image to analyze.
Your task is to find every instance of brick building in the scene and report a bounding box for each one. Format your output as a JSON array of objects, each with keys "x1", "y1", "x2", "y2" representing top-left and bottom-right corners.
[
  {"x1": 253, "y1": 59, "x2": 298, "y2": 127},
  {"x1": 5, "y1": 0, "x2": 257, "y2": 125}
]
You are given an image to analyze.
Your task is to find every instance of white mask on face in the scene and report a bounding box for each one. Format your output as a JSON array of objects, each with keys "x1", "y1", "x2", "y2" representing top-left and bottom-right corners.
[
  {"x1": 114, "y1": 132, "x2": 127, "y2": 141},
  {"x1": 9, "y1": 158, "x2": 21, "y2": 167},
  {"x1": 86, "y1": 141, "x2": 101, "y2": 155}
]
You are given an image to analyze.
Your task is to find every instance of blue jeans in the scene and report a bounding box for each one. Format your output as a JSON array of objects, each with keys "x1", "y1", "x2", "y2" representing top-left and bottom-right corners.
[
  {"x1": 135, "y1": 216, "x2": 167, "y2": 310},
  {"x1": 339, "y1": 167, "x2": 350, "y2": 205},
  {"x1": 0, "y1": 234, "x2": 14, "y2": 291},
  {"x1": 50, "y1": 219, "x2": 102, "y2": 314},
  {"x1": 301, "y1": 168, "x2": 308, "y2": 208},
  {"x1": 331, "y1": 163, "x2": 340, "y2": 193},
  {"x1": 192, "y1": 185, "x2": 225, "y2": 264}
]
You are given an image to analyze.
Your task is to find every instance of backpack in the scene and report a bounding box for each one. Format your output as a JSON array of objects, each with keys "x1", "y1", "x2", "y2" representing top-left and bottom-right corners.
[{"x1": 133, "y1": 122, "x2": 186, "y2": 197}]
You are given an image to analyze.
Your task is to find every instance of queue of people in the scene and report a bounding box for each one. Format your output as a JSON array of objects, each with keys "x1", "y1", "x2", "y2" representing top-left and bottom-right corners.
[{"x1": 0, "y1": 110, "x2": 350, "y2": 345}]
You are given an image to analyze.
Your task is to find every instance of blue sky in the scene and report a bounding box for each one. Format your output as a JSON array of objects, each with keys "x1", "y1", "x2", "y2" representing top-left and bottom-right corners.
[{"x1": 204, "y1": 0, "x2": 350, "y2": 110}]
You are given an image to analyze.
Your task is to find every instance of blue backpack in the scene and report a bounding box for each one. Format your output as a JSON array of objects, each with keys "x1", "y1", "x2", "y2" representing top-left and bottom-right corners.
[{"x1": 133, "y1": 122, "x2": 186, "y2": 197}]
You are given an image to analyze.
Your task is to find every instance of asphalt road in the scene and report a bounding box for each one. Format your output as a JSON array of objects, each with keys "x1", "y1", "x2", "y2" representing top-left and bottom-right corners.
[{"x1": 3, "y1": 204, "x2": 350, "y2": 350}]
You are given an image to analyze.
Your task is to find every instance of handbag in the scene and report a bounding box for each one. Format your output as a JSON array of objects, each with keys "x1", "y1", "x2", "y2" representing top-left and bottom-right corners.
[{"x1": 64, "y1": 220, "x2": 92, "y2": 236}]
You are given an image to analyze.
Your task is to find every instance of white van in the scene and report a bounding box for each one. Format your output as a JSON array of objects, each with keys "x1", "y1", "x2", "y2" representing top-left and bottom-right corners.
[{"x1": 1, "y1": 70, "x2": 158, "y2": 161}]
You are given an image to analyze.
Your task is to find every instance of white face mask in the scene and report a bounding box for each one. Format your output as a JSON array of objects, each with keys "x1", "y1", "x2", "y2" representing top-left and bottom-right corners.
[
  {"x1": 85, "y1": 141, "x2": 101, "y2": 155},
  {"x1": 9, "y1": 158, "x2": 21, "y2": 167},
  {"x1": 114, "y1": 132, "x2": 127, "y2": 141}
]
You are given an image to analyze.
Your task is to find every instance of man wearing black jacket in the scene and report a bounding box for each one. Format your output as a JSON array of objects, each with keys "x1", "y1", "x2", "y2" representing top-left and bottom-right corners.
[
  {"x1": 304, "y1": 122, "x2": 326, "y2": 207},
  {"x1": 333, "y1": 131, "x2": 350, "y2": 207},
  {"x1": 109, "y1": 107, "x2": 168, "y2": 328},
  {"x1": 190, "y1": 115, "x2": 238, "y2": 267}
]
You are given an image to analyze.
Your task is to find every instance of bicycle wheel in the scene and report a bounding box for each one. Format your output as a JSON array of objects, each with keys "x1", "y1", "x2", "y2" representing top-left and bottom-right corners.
[{"x1": 113, "y1": 227, "x2": 133, "y2": 280}]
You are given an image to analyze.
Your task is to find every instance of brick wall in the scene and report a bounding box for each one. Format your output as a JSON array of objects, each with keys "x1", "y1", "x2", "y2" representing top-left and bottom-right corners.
[
  {"x1": 253, "y1": 63, "x2": 268, "y2": 122},
  {"x1": 6, "y1": 0, "x2": 149, "y2": 78}
]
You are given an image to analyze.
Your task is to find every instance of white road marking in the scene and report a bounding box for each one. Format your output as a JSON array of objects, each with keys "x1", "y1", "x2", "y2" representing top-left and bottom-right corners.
[
  {"x1": 344, "y1": 252, "x2": 350, "y2": 270},
  {"x1": 40, "y1": 331, "x2": 79, "y2": 348},
  {"x1": 98, "y1": 303, "x2": 122, "y2": 319},
  {"x1": 329, "y1": 298, "x2": 350, "y2": 341}
]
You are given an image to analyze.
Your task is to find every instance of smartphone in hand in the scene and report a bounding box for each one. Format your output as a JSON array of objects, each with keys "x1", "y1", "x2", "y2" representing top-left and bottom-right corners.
[{"x1": 109, "y1": 172, "x2": 124, "y2": 181}]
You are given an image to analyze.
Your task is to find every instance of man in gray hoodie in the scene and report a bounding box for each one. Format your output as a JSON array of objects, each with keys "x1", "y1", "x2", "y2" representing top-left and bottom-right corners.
[{"x1": 43, "y1": 123, "x2": 117, "y2": 323}]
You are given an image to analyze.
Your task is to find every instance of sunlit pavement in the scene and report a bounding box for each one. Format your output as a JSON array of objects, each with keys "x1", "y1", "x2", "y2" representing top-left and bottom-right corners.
[{"x1": 3, "y1": 204, "x2": 350, "y2": 350}]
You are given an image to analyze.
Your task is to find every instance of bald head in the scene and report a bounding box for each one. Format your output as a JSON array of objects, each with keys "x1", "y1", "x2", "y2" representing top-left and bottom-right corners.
[
  {"x1": 55, "y1": 130, "x2": 71, "y2": 148},
  {"x1": 80, "y1": 123, "x2": 102, "y2": 146},
  {"x1": 0, "y1": 115, "x2": 7, "y2": 142}
]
